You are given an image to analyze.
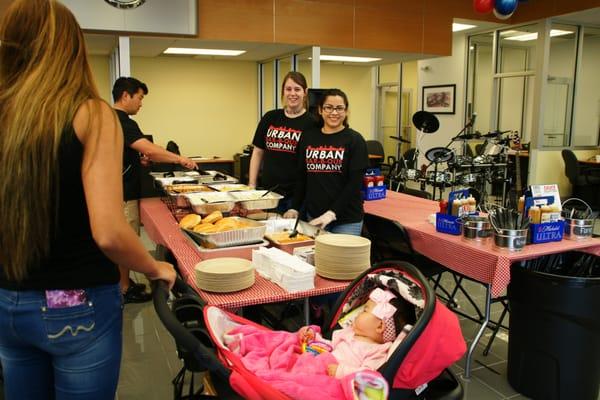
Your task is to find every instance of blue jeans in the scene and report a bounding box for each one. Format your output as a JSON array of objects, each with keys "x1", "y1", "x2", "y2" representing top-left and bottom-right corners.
[
  {"x1": 326, "y1": 220, "x2": 364, "y2": 236},
  {"x1": 0, "y1": 284, "x2": 123, "y2": 400},
  {"x1": 307, "y1": 212, "x2": 364, "y2": 236}
]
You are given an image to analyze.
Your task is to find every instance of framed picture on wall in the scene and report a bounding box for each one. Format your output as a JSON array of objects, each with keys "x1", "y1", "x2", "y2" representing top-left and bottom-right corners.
[{"x1": 422, "y1": 84, "x2": 456, "y2": 114}]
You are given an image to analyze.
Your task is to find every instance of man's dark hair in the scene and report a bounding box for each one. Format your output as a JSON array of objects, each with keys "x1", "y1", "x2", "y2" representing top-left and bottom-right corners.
[{"x1": 112, "y1": 77, "x2": 148, "y2": 102}]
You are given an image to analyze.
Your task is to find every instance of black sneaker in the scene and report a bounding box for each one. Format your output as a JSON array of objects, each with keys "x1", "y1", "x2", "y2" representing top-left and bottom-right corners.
[
  {"x1": 123, "y1": 286, "x2": 152, "y2": 304},
  {"x1": 128, "y1": 278, "x2": 147, "y2": 293}
]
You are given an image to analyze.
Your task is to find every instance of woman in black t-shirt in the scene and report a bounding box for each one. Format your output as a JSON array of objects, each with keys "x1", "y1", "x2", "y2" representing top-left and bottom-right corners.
[
  {"x1": 286, "y1": 89, "x2": 369, "y2": 235},
  {"x1": 249, "y1": 71, "x2": 316, "y2": 212}
]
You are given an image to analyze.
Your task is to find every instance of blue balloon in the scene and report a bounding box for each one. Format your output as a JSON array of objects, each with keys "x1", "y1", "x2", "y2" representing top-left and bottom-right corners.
[{"x1": 495, "y1": 0, "x2": 518, "y2": 16}]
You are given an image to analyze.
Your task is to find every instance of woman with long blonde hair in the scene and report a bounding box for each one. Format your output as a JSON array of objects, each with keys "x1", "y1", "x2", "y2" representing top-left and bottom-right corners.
[{"x1": 0, "y1": 1, "x2": 175, "y2": 398}]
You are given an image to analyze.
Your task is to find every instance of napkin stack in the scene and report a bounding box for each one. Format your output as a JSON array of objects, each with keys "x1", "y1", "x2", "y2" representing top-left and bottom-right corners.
[{"x1": 252, "y1": 247, "x2": 315, "y2": 292}]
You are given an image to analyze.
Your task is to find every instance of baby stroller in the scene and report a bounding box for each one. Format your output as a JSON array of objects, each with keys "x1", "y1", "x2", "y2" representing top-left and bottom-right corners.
[{"x1": 153, "y1": 260, "x2": 465, "y2": 399}]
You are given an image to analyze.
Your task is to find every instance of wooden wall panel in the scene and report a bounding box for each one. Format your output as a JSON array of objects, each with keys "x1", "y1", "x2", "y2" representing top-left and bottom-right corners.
[
  {"x1": 354, "y1": 5, "x2": 424, "y2": 53},
  {"x1": 512, "y1": 0, "x2": 600, "y2": 23},
  {"x1": 422, "y1": 0, "x2": 452, "y2": 55},
  {"x1": 197, "y1": 0, "x2": 275, "y2": 42},
  {"x1": 274, "y1": 0, "x2": 354, "y2": 47}
]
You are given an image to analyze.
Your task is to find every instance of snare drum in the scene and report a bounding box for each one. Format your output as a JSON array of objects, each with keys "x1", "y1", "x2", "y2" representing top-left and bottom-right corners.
[
  {"x1": 426, "y1": 171, "x2": 452, "y2": 185},
  {"x1": 482, "y1": 139, "x2": 504, "y2": 157},
  {"x1": 401, "y1": 169, "x2": 422, "y2": 181}
]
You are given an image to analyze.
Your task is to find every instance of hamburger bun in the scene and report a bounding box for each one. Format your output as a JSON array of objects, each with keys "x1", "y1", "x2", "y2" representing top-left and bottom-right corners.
[
  {"x1": 203, "y1": 210, "x2": 223, "y2": 224},
  {"x1": 193, "y1": 223, "x2": 219, "y2": 233},
  {"x1": 179, "y1": 213, "x2": 202, "y2": 229}
]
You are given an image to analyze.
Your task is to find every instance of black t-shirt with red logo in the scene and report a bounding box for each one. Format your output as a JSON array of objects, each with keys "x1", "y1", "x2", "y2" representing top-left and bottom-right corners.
[
  {"x1": 252, "y1": 109, "x2": 317, "y2": 197},
  {"x1": 294, "y1": 127, "x2": 369, "y2": 224}
]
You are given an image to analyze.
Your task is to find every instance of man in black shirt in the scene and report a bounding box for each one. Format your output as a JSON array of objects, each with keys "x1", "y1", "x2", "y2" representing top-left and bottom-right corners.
[{"x1": 112, "y1": 77, "x2": 196, "y2": 303}]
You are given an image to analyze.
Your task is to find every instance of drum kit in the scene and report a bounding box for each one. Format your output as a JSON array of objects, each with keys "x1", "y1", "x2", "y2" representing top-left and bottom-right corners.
[{"x1": 391, "y1": 111, "x2": 511, "y2": 202}]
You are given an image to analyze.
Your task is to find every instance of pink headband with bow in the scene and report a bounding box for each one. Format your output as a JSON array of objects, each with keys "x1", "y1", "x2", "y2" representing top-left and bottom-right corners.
[{"x1": 369, "y1": 288, "x2": 397, "y2": 343}]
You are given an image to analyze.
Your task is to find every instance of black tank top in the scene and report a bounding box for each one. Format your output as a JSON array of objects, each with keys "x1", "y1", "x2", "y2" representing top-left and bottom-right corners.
[{"x1": 0, "y1": 126, "x2": 119, "y2": 290}]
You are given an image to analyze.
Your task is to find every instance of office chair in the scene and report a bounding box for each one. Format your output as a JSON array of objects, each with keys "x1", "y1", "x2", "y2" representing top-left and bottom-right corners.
[
  {"x1": 561, "y1": 149, "x2": 600, "y2": 210},
  {"x1": 366, "y1": 140, "x2": 394, "y2": 176}
]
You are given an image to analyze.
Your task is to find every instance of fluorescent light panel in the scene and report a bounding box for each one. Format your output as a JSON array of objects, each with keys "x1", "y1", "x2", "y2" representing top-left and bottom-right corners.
[
  {"x1": 163, "y1": 47, "x2": 246, "y2": 56},
  {"x1": 453, "y1": 23, "x2": 476, "y2": 32},
  {"x1": 503, "y1": 29, "x2": 573, "y2": 42},
  {"x1": 319, "y1": 55, "x2": 381, "y2": 63}
]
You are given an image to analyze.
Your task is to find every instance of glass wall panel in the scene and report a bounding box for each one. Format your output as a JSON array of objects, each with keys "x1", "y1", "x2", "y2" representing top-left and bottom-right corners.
[
  {"x1": 572, "y1": 26, "x2": 600, "y2": 146},
  {"x1": 295, "y1": 52, "x2": 313, "y2": 88},
  {"x1": 260, "y1": 61, "x2": 275, "y2": 115},
  {"x1": 467, "y1": 32, "x2": 494, "y2": 135},
  {"x1": 497, "y1": 24, "x2": 537, "y2": 73},
  {"x1": 544, "y1": 24, "x2": 577, "y2": 147}
]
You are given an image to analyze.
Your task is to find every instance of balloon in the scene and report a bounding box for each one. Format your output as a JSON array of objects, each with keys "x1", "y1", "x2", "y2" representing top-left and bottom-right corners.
[
  {"x1": 495, "y1": 0, "x2": 518, "y2": 16},
  {"x1": 473, "y1": 0, "x2": 494, "y2": 13},
  {"x1": 493, "y1": 8, "x2": 514, "y2": 19}
]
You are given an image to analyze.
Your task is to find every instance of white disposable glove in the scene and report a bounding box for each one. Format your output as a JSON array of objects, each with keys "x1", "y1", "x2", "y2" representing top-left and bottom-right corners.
[
  {"x1": 283, "y1": 209, "x2": 299, "y2": 219},
  {"x1": 309, "y1": 210, "x2": 336, "y2": 229}
]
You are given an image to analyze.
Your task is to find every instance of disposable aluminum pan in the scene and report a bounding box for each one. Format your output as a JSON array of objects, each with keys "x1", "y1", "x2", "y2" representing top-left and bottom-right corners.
[
  {"x1": 182, "y1": 217, "x2": 266, "y2": 248},
  {"x1": 184, "y1": 192, "x2": 236, "y2": 215},
  {"x1": 462, "y1": 216, "x2": 492, "y2": 242},
  {"x1": 493, "y1": 228, "x2": 528, "y2": 251},
  {"x1": 229, "y1": 190, "x2": 284, "y2": 210}
]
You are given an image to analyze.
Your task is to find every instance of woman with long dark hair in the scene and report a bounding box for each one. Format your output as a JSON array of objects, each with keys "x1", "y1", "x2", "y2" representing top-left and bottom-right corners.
[
  {"x1": 0, "y1": 1, "x2": 175, "y2": 398},
  {"x1": 286, "y1": 88, "x2": 369, "y2": 235}
]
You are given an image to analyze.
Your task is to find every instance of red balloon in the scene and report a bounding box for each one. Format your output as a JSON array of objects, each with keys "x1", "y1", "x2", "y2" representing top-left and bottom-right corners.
[{"x1": 474, "y1": 0, "x2": 494, "y2": 13}]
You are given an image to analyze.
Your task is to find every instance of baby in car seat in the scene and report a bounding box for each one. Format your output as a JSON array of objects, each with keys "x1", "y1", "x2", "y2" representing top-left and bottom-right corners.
[{"x1": 298, "y1": 287, "x2": 416, "y2": 378}]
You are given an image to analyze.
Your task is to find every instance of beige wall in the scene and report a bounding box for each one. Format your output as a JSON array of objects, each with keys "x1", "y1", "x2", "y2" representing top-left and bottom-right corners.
[
  {"x1": 88, "y1": 55, "x2": 112, "y2": 104},
  {"x1": 320, "y1": 64, "x2": 374, "y2": 139},
  {"x1": 88, "y1": 57, "x2": 259, "y2": 159}
]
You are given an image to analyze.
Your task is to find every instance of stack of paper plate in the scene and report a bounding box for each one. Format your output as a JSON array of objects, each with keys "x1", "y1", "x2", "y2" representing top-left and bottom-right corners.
[
  {"x1": 194, "y1": 257, "x2": 255, "y2": 293},
  {"x1": 314, "y1": 234, "x2": 371, "y2": 280}
]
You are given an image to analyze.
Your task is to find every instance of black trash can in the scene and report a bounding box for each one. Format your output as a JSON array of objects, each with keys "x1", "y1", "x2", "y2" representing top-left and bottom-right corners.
[{"x1": 507, "y1": 261, "x2": 600, "y2": 400}]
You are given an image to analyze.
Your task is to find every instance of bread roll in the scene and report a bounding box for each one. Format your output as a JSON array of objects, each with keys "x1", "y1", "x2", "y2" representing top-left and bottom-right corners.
[
  {"x1": 193, "y1": 223, "x2": 219, "y2": 233},
  {"x1": 203, "y1": 210, "x2": 223, "y2": 224},
  {"x1": 213, "y1": 218, "x2": 236, "y2": 232},
  {"x1": 179, "y1": 213, "x2": 202, "y2": 229}
]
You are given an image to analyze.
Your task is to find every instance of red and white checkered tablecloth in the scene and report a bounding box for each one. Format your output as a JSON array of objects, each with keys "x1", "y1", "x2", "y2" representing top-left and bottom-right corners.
[
  {"x1": 140, "y1": 198, "x2": 350, "y2": 309},
  {"x1": 364, "y1": 191, "x2": 600, "y2": 298}
]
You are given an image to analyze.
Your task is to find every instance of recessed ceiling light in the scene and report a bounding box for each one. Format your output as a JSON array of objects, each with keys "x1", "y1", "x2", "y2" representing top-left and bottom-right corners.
[
  {"x1": 503, "y1": 29, "x2": 573, "y2": 41},
  {"x1": 319, "y1": 55, "x2": 381, "y2": 63},
  {"x1": 163, "y1": 48, "x2": 246, "y2": 56},
  {"x1": 453, "y1": 23, "x2": 477, "y2": 32}
]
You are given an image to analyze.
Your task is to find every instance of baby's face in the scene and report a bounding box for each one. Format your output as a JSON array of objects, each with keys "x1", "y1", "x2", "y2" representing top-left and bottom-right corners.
[{"x1": 352, "y1": 300, "x2": 384, "y2": 342}]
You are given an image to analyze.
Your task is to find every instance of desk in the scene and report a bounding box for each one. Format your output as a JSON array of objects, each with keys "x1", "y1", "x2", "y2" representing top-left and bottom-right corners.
[
  {"x1": 140, "y1": 198, "x2": 349, "y2": 315},
  {"x1": 363, "y1": 191, "x2": 600, "y2": 376}
]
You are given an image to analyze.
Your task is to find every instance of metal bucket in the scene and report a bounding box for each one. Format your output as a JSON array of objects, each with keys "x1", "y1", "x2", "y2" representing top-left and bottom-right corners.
[
  {"x1": 562, "y1": 198, "x2": 595, "y2": 241},
  {"x1": 494, "y1": 228, "x2": 528, "y2": 251},
  {"x1": 463, "y1": 216, "x2": 492, "y2": 242},
  {"x1": 564, "y1": 218, "x2": 594, "y2": 240}
]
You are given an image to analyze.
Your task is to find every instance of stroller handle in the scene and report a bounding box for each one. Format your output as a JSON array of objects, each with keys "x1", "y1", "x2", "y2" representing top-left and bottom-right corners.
[{"x1": 151, "y1": 278, "x2": 230, "y2": 380}]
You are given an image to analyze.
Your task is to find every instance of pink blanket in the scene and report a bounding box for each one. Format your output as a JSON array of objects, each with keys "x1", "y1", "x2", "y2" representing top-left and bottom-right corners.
[{"x1": 227, "y1": 325, "x2": 359, "y2": 400}]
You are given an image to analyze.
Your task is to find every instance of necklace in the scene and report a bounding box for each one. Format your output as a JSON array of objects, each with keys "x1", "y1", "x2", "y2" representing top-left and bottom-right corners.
[{"x1": 285, "y1": 107, "x2": 305, "y2": 117}]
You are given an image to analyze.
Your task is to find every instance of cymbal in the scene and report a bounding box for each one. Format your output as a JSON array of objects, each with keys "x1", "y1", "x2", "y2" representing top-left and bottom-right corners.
[
  {"x1": 425, "y1": 147, "x2": 454, "y2": 163},
  {"x1": 454, "y1": 133, "x2": 481, "y2": 140},
  {"x1": 481, "y1": 130, "x2": 511, "y2": 138},
  {"x1": 388, "y1": 136, "x2": 410, "y2": 143},
  {"x1": 412, "y1": 111, "x2": 439, "y2": 134}
]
